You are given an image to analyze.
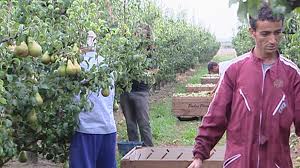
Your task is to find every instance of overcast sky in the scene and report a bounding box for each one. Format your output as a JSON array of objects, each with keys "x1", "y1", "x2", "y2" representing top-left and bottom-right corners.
[{"x1": 154, "y1": 0, "x2": 240, "y2": 42}]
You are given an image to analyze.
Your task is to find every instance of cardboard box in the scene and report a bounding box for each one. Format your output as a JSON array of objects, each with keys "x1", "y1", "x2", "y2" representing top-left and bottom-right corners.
[{"x1": 121, "y1": 146, "x2": 225, "y2": 168}]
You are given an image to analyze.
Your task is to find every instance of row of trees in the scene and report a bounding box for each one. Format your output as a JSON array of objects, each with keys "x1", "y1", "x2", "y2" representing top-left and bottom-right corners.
[{"x1": 0, "y1": 0, "x2": 219, "y2": 166}]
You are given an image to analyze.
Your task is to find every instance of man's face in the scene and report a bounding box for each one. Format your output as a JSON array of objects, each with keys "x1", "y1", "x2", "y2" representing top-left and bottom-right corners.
[
  {"x1": 210, "y1": 65, "x2": 219, "y2": 74},
  {"x1": 250, "y1": 20, "x2": 283, "y2": 56}
]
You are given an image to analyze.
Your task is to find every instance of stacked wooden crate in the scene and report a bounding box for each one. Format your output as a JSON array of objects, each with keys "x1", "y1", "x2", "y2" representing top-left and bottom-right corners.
[
  {"x1": 186, "y1": 83, "x2": 216, "y2": 93},
  {"x1": 172, "y1": 92, "x2": 212, "y2": 118},
  {"x1": 200, "y1": 74, "x2": 219, "y2": 84}
]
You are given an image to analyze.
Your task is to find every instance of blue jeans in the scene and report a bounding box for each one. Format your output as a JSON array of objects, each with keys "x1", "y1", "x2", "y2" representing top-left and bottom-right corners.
[{"x1": 69, "y1": 132, "x2": 116, "y2": 168}]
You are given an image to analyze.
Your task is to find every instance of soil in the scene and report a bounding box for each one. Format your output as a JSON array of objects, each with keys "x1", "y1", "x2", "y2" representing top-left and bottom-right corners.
[{"x1": 3, "y1": 159, "x2": 61, "y2": 168}]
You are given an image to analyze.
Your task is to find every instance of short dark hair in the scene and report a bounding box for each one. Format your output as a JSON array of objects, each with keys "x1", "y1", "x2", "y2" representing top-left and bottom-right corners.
[
  {"x1": 249, "y1": 3, "x2": 284, "y2": 30},
  {"x1": 135, "y1": 23, "x2": 152, "y2": 39},
  {"x1": 207, "y1": 61, "x2": 218, "y2": 72}
]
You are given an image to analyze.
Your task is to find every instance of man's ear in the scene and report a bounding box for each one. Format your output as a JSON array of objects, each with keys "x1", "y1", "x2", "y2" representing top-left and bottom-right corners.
[{"x1": 249, "y1": 28, "x2": 255, "y2": 39}]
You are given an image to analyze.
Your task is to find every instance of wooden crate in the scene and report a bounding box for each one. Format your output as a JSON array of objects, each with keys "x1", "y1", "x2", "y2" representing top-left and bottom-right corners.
[
  {"x1": 121, "y1": 146, "x2": 225, "y2": 168},
  {"x1": 200, "y1": 76, "x2": 219, "y2": 84},
  {"x1": 186, "y1": 84, "x2": 216, "y2": 93},
  {"x1": 172, "y1": 95, "x2": 212, "y2": 117}
]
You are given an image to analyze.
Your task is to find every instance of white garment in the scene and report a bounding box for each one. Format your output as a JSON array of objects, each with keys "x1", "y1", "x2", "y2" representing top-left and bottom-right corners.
[
  {"x1": 76, "y1": 51, "x2": 116, "y2": 134},
  {"x1": 219, "y1": 60, "x2": 232, "y2": 77}
]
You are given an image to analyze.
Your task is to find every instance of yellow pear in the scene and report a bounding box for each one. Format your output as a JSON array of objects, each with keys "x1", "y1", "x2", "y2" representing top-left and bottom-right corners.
[
  {"x1": 35, "y1": 92, "x2": 43, "y2": 105},
  {"x1": 41, "y1": 51, "x2": 51, "y2": 64},
  {"x1": 28, "y1": 39, "x2": 42, "y2": 57},
  {"x1": 66, "y1": 60, "x2": 77, "y2": 75},
  {"x1": 73, "y1": 59, "x2": 81, "y2": 73},
  {"x1": 15, "y1": 42, "x2": 29, "y2": 57},
  {"x1": 18, "y1": 151, "x2": 28, "y2": 163}
]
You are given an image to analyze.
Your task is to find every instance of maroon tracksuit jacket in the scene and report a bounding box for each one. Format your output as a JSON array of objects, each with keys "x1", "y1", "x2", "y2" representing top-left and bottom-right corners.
[{"x1": 193, "y1": 51, "x2": 300, "y2": 168}]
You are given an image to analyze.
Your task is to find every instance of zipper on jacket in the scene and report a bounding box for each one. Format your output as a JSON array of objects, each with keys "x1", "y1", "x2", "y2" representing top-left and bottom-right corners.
[
  {"x1": 257, "y1": 66, "x2": 270, "y2": 168},
  {"x1": 272, "y1": 94, "x2": 285, "y2": 116},
  {"x1": 257, "y1": 111, "x2": 262, "y2": 168},
  {"x1": 223, "y1": 154, "x2": 241, "y2": 168},
  {"x1": 275, "y1": 163, "x2": 280, "y2": 168},
  {"x1": 239, "y1": 89, "x2": 251, "y2": 111}
]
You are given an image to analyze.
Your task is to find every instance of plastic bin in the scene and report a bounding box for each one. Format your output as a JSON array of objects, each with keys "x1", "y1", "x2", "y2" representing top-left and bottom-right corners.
[{"x1": 117, "y1": 141, "x2": 143, "y2": 156}]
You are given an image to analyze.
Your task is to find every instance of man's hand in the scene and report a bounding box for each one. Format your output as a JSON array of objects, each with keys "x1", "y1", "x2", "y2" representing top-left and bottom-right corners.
[{"x1": 187, "y1": 158, "x2": 203, "y2": 168}]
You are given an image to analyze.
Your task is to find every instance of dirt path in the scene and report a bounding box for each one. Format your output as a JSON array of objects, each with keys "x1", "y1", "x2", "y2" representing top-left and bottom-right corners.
[
  {"x1": 3, "y1": 159, "x2": 61, "y2": 168},
  {"x1": 216, "y1": 47, "x2": 237, "y2": 56}
]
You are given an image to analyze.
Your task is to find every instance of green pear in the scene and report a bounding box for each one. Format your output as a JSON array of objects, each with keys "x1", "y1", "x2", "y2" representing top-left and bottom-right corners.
[
  {"x1": 63, "y1": 161, "x2": 69, "y2": 168},
  {"x1": 66, "y1": 60, "x2": 77, "y2": 75},
  {"x1": 28, "y1": 39, "x2": 42, "y2": 57},
  {"x1": 18, "y1": 151, "x2": 28, "y2": 163},
  {"x1": 57, "y1": 64, "x2": 67, "y2": 76},
  {"x1": 72, "y1": 43, "x2": 80, "y2": 53},
  {"x1": 41, "y1": 51, "x2": 51, "y2": 64},
  {"x1": 73, "y1": 59, "x2": 81, "y2": 73},
  {"x1": 7, "y1": 45, "x2": 16, "y2": 52},
  {"x1": 50, "y1": 55, "x2": 58, "y2": 63},
  {"x1": 101, "y1": 88, "x2": 110, "y2": 97},
  {"x1": 27, "y1": 110, "x2": 37, "y2": 124},
  {"x1": 35, "y1": 92, "x2": 43, "y2": 105},
  {"x1": 15, "y1": 42, "x2": 29, "y2": 57}
]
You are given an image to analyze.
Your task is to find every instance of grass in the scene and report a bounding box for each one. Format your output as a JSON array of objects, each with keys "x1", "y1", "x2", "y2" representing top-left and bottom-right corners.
[
  {"x1": 116, "y1": 52, "x2": 235, "y2": 167},
  {"x1": 150, "y1": 99, "x2": 199, "y2": 146},
  {"x1": 187, "y1": 65, "x2": 208, "y2": 84},
  {"x1": 175, "y1": 64, "x2": 208, "y2": 93}
]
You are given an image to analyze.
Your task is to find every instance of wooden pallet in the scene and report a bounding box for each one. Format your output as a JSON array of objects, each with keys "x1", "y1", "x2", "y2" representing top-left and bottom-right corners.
[
  {"x1": 172, "y1": 95, "x2": 212, "y2": 117},
  {"x1": 186, "y1": 84, "x2": 216, "y2": 93},
  {"x1": 121, "y1": 146, "x2": 225, "y2": 168}
]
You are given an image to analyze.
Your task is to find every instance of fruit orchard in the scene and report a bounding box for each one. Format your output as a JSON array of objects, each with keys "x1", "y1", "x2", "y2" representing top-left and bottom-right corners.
[{"x1": 0, "y1": 0, "x2": 220, "y2": 166}]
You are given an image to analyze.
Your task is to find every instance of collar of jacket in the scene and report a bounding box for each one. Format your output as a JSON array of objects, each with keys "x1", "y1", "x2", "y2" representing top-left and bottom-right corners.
[
  {"x1": 249, "y1": 48, "x2": 282, "y2": 80},
  {"x1": 249, "y1": 47, "x2": 280, "y2": 64}
]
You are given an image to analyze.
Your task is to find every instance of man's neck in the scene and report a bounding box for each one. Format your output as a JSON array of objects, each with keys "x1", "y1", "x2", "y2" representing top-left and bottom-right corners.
[{"x1": 253, "y1": 47, "x2": 277, "y2": 64}]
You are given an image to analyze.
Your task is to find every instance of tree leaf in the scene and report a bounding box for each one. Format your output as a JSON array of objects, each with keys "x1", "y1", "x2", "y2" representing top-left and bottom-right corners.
[
  {"x1": 237, "y1": 1, "x2": 249, "y2": 23},
  {"x1": 0, "y1": 97, "x2": 6, "y2": 104},
  {"x1": 229, "y1": 0, "x2": 240, "y2": 7},
  {"x1": 294, "y1": 7, "x2": 300, "y2": 14}
]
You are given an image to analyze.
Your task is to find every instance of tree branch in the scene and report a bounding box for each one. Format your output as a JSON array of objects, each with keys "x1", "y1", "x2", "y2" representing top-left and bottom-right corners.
[{"x1": 105, "y1": 0, "x2": 115, "y2": 23}]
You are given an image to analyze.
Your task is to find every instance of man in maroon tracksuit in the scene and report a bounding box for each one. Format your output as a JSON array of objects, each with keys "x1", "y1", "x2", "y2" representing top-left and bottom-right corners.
[{"x1": 189, "y1": 3, "x2": 300, "y2": 168}]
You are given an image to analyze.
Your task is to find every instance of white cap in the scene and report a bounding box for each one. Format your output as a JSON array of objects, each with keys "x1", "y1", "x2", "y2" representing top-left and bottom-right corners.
[{"x1": 87, "y1": 31, "x2": 97, "y2": 49}]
